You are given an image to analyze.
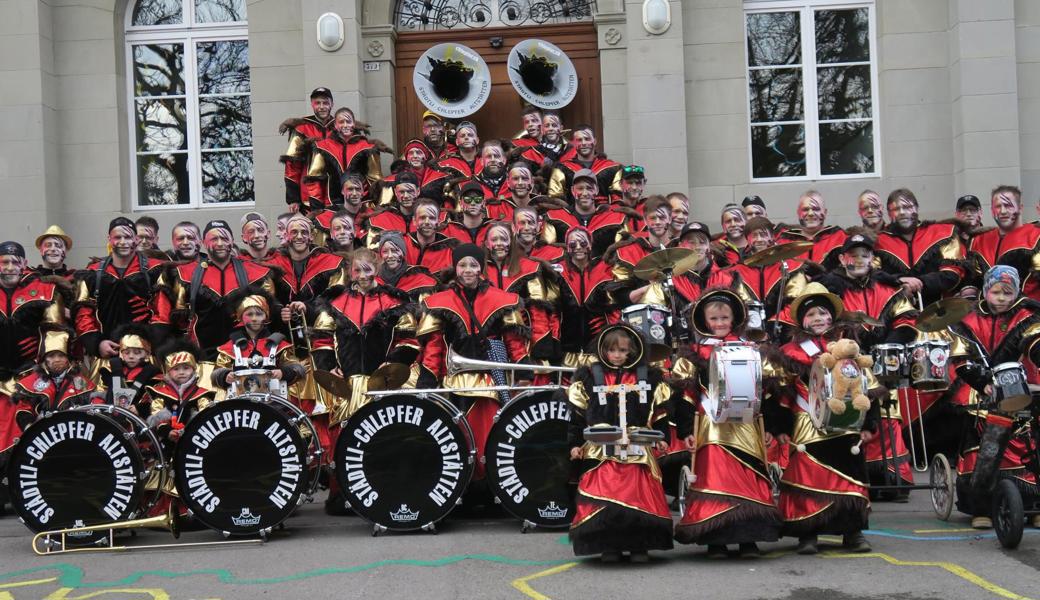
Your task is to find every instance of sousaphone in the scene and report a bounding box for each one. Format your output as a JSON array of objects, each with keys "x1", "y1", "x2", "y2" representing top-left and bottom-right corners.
[
  {"x1": 508, "y1": 39, "x2": 578, "y2": 109},
  {"x1": 413, "y1": 42, "x2": 491, "y2": 118}
]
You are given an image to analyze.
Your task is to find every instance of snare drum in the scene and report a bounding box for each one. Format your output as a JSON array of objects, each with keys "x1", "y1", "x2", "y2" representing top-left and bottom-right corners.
[
  {"x1": 227, "y1": 368, "x2": 285, "y2": 397},
  {"x1": 705, "y1": 342, "x2": 762, "y2": 424},
  {"x1": 485, "y1": 391, "x2": 573, "y2": 529},
  {"x1": 807, "y1": 360, "x2": 867, "y2": 432},
  {"x1": 334, "y1": 393, "x2": 475, "y2": 532},
  {"x1": 173, "y1": 394, "x2": 321, "y2": 535},
  {"x1": 621, "y1": 304, "x2": 671, "y2": 348},
  {"x1": 871, "y1": 343, "x2": 906, "y2": 384},
  {"x1": 7, "y1": 405, "x2": 162, "y2": 543},
  {"x1": 991, "y1": 362, "x2": 1031, "y2": 413},
  {"x1": 907, "y1": 340, "x2": 951, "y2": 391}
]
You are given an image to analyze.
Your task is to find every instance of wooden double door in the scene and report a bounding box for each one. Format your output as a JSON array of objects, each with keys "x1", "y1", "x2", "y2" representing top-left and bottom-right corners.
[{"x1": 393, "y1": 22, "x2": 602, "y2": 150}]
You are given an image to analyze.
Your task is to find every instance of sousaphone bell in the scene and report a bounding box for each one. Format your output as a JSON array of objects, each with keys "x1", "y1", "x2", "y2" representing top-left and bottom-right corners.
[
  {"x1": 413, "y1": 42, "x2": 492, "y2": 118},
  {"x1": 508, "y1": 39, "x2": 578, "y2": 109}
]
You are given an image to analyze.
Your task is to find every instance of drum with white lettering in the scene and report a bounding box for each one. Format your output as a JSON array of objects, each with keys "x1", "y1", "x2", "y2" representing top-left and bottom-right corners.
[
  {"x1": 173, "y1": 394, "x2": 321, "y2": 536},
  {"x1": 485, "y1": 390, "x2": 573, "y2": 529},
  {"x1": 334, "y1": 393, "x2": 475, "y2": 532},
  {"x1": 7, "y1": 406, "x2": 155, "y2": 544}
]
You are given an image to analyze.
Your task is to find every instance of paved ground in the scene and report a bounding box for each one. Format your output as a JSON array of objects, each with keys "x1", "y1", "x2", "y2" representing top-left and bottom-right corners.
[{"x1": 1, "y1": 475, "x2": 1039, "y2": 600}]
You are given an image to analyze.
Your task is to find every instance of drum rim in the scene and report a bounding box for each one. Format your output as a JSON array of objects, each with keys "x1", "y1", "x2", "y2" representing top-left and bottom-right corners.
[
  {"x1": 334, "y1": 393, "x2": 476, "y2": 531},
  {"x1": 173, "y1": 396, "x2": 314, "y2": 535},
  {"x1": 485, "y1": 392, "x2": 573, "y2": 528},
  {"x1": 7, "y1": 409, "x2": 148, "y2": 533}
]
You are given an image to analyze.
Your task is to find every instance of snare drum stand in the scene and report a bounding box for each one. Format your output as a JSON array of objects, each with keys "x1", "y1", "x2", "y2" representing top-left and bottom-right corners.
[{"x1": 593, "y1": 381, "x2": 651, "y2": 459}]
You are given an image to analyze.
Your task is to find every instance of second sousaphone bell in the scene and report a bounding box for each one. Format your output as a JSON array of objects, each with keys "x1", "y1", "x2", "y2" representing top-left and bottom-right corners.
[{"x1": 508, "y1": 39, "x2": 578, "y2": 109}]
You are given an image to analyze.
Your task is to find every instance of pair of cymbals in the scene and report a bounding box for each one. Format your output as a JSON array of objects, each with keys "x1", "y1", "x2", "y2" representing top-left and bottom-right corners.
[
  {"x1": 313, "y1": 363, "x2": 410, "y2": 396},
  {"x1": 743, "y1": 241, "x2": 813, "y2": 268}
]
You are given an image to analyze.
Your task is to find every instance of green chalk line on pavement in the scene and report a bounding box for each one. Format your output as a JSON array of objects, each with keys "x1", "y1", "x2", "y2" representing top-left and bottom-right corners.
[{"x1": 0, "y1": 555, "x2": 580, "y2": 589}]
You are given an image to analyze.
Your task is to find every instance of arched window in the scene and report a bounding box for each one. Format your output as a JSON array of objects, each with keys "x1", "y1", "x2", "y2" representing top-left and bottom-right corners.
[
  {"x1": 125, "y1": 0, "x2": 252, "y2": 208},
  {"x1": 395, "y1": 0, "x2": 597, "y2": 31}
]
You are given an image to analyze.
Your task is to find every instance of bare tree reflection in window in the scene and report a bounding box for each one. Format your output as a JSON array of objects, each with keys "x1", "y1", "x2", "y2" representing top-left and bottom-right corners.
[
  {"x1": 200, "y1": 97, "x2": 251, "y2": 149},
  {"x1": 815, "y1": 9, "x2": 869, "y2": 64},
  {"x1": 139, "y1": 153, "x2": 189, "y2": 205},
  {"x1": 395, "y1": 0, "x2": 596, "y2": 30},
  {"x1": 817, "y1": 65, "x2": 871, "y2": 120},
  {"x1": 134, "y1": 44, "x2": 184, "y2": 96},
  {"x1": 747, "y1": 12, "x2": 800, "y2": 67},
  {"x1": 751, "y1": 124, "x2": 806, "y2": 178},
  {"x1": 197, "y1": 41, "x2": 249, "y2": 94},
  {"x1": 749, "y1": 69, "x2": 803, "y2": 123},
  {"x1": 201, "y1": 151, "x2": 254, "y2": 203},
  {"x1": 132, "y1": 0, "x2": 183, "y2": 26},
  {"x1": 820, "y1": 122, "x2": 873, "y2": 175},
  {"x1": 195, "y1": 0, "x2": 246, "y2": 23}
]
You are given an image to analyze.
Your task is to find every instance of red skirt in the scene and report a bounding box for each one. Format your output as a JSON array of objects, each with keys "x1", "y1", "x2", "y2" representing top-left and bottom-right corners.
[
  {"x1": 570, "y1": 459, "x2": 673, "y2": 555},
  {"x1": 778, "y1": 436, "x2": 869, "y2": 536},
  {"x1": 864, "y1": 416, "x2": 913, "y2": 486}
]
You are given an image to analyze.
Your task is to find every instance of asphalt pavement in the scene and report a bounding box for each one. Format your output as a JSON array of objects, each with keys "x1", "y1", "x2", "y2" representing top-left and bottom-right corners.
[{"x1": 1, "y1": 475, "x2": 1039, "y2": 600}]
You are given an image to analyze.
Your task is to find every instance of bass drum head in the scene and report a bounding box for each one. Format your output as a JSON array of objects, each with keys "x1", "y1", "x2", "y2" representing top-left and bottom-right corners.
[
  {"x1": 8, "y1": 410, "x2": 145, "y2": 544},
  {"x1": 334, "y1": 394, "x2": 474, "y2": 531},
  {"x1": 485, "y1": 390, "x2": 573, "y2": 528},
  {"x1": 174, "y1": 397, "x2": 309, "y2": 535},
  {"x1": 808, "y1": 361, "x2": 830, "y2": 429}
]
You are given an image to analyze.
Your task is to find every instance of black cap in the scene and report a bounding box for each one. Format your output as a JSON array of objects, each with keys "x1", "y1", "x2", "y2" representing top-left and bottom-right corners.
[
  {"x1": 310, "y1": 87, "x2": 333, "y2": 100},
  {"x1": 841, "y1": 233, "x2": 874, "y2": 253},
  {"x1": 108, "y1": 216, "x2": 135, "y2": 233},
  {"x1": 742, "y1": 195, "x2": 766, "y2": 209},
  {"x1": 452, "y1": 243, "x2": 485, "y2": 268},
  {"x1": 0, "y1": 241, "x2": 25, "y2": 258},
  {"x1": 621, "y1": 164, "x2": 646, "y2": 180},
  {"x1": 956, "y1": 194, "x2": 981, "y2": 210},
  {"x1": 457, "y1": 180, "x2": 485, "y2": 197},
  {"x1": 680, "y1": 221, "x2": 711, "y2": 239},
  {"x1": 393, "y1": 171, "x2": 419, "y2": 188},
  {"x1": 203, "y1": 219, "x2": 233, "y2": 238}
]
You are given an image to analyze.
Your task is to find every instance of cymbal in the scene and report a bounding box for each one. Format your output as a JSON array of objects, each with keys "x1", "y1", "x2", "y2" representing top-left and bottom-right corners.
[
  {"x1": 368, "y1": 362, "x2": 410, "y2": 392},
  {"x1": 743, "y1": 241, "x2": 813, "y2": 267},
  {"x1": 673, "y1": 252, "x2": 705, "y2": 277},
  {"x1": 843, "y1": 311, "x2": 884, "y2": 327},
  {"x1": 313, "y1": 369, "x2": 352, "y2": 397},
  {"x1": 916, "y1": 297, "x2": 973, "y2": 332},
  {"x1": 634, "y1": 248, "x2": 694, "y2": 280}
]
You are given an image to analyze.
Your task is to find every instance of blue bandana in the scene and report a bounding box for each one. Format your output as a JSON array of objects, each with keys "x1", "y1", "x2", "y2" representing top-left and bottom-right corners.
[{"x1": 983, "y1": 265, "x2": 1020, "y2": 297}]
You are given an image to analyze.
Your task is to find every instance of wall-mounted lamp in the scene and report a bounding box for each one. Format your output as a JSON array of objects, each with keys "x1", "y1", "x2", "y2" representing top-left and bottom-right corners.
[
  {"x1": 317, "y1": 12, "x2": 345, "y2": 52},
  {"x1": 642, "y1": 0, "x2": 671, "y2": 35}
]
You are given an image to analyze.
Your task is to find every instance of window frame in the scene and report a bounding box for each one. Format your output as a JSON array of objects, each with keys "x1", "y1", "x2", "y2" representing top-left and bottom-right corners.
[
  {"x1": 125, "y1": 0, "x2": 253, "y2": 211},
  {"x1": 743, "y1": 0, "x2": 881, "y2": 182}
]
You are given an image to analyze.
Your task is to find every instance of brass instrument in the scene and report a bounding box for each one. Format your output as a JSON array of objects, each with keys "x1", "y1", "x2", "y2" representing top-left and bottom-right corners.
[
  {"x1": 31, "y1": 507, "x2": 263, "y2": 555},
  {"x1": 446, "y1": 345, "x2": 576, "y2": 386},
  {"x1": 289, "y1": 309, "x2": 329, "y2": 416}
]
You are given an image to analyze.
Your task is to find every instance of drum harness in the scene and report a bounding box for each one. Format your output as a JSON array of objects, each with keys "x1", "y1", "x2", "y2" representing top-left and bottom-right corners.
[{"x1": 590, "y1": 363, "x2": 651, "y2": 459}]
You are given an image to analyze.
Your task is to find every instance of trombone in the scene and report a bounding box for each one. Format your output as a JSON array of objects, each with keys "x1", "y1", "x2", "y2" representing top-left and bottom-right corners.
[
  {"x1": 445, "y1": 346, "x2": 576, "y2": 386},
  {"x1": 32, "y1": 507, "x2": 263, "y2": 555},
  {"x1": 289, "y1": 308, "x2": 329, "y2": 416}
]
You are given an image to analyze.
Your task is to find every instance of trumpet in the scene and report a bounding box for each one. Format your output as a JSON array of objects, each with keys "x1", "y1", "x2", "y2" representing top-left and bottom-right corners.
[
  {"x1": 289, "y1": 308, "x2": 329, "y2": 416},
  {"x1": 31, "y1": 506, "x2": 262, "y2": 555},
  {"x1": 446, "y1": 346, "x2": 575, "y2": 386}
]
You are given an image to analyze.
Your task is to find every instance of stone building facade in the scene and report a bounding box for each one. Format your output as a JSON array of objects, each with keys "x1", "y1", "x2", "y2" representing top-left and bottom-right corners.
[{"x1": 1, "y1": 0, "x2": 1037, "y2": 263}]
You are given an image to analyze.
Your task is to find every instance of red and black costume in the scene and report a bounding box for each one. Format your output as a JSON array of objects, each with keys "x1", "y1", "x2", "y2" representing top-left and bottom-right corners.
[
  {"x1": 547, "y1": 157, "x2": 621, "y2": 204},
  {"x1": 485, "y1": 256, "x2": 560, "y2": 363},
  {"x1": 543, "y1": 204, "x2": 626, "y2": 257},
  {"x1": 708, "y1": 255, "x2": 810, "y2": 328},
  {"x1": 264, "y1": 247, "x2": 345, "y2": 312},
  {"x1": 12, "y1": 364, "x2": 96, "y2": 417},
  {"x1": 556, "y1": 256, "x2": 619, "y2": 367},
  {"x1": 155, "y1": 258, "x2": 275, "y2": 359},
  {"x1": 404, "y1": 233, "x2": 456, "y2": 278},
  {"x1": 563, "y1": 325, "x2": 675, "y2": 557},
  {"x1": 875, "y1": 221, "x2": 965, "y2": 304},
  {"x1": 966, "y1": 223, "x2": 1040, "y2": 301},
  {"x1": 304, "y1": 132, "x2": 386, "y2": 210},
  {"x1": 776, "y1": 226, "x2": 848, "y2": 270},
  {"x1": 72, "y1": 252, "x2": 167, "y2": 357},
  {"x1": 947, "y1": 297, "x2": 1040, "y2": 517},
  {"x1": 280, "y1": 114, "x2": 333, "y2": 209}
]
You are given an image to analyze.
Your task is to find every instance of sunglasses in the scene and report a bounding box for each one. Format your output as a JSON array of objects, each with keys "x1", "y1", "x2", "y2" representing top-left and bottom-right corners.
[
  {"x1": 622, "y1": 165, "x2": 645, "y2": 176},
  {"x1": 567, "y1": 240, "x2": 590, "y2": 250},
  {"x1": 461, "y1": 195, "x2": 485, "y2": 204}
]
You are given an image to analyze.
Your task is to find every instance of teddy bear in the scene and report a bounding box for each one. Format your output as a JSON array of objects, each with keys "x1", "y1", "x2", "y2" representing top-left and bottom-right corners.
[{"x1": 817, "y1": 338, "x2": 874, "y2": 415}]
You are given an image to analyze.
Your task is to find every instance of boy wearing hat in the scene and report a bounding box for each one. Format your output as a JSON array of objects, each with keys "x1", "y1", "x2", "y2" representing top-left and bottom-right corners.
[
  {"x1": 32, "y1": 225, "x2": 74, "y2": 280},
  {"x1": 96, "y1": 323, "x2": 161, "y2": 415},
  {"x1": 443, "y1": 180, "x2": 495, "y2": 246},
  {"x1": 13, "y1": 329, "x2": 95, "y2": 418},
  {"x1": 363, "y1": 170, "x2": 427, "y2": 247},
  {"x1": 144, "y1": 340, "x2": 215, "y2": 443},
  {"x1": 238, "y1": 212, "x2": 277, "y2": 262},
  {"x1": 73, "y1": 216, "x2": 167, "y2": 360},
  {"x1": 543, "y1": 169, "x2": 626, "y2": 257},
  {"x1": 279, "y1": 87, "x2": 335, "y2": 211},
  {"x1": 212, "y1": 288, "x2": 305, "y2": 391}
]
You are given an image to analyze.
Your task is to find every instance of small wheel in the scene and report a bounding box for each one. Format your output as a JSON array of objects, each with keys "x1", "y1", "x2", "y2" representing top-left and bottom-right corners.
[
  {"x1": 677, "y1": 466, "x2": 693, "y2": 518},
  {"x1": 930, "y1": 454, "x2": 955, "y2": 521},
  {"x1": 993, "y1": 479, "x2": 1025, "y2": 549}
]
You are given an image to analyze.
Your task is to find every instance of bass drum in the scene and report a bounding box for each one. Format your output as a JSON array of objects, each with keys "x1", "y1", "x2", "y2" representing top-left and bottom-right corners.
[
  {"x1": 334, "y1": 393, "x2": 475, "y2": 532},
  {"x1": 484, "y1": 390, "x2": 573, "y2": 530},
  {"x1": 174, "y1": 394, "x2": 321, "y2": 536},
  {"x1": 7, "y1": 406, "x2": 160, "y2": 545}
]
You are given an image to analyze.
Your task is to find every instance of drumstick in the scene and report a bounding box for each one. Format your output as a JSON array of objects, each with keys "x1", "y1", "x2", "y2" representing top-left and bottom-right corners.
[{"x1": 850, "y1": 439, "x2": 863, "y2": 455}]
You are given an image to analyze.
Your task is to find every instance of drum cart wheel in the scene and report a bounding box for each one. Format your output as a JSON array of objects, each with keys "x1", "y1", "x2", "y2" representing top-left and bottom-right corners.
[
  {"x1": 993, "y1": 479, "x2": 1025, "y2": 549},
  {"x1": 677, "y1": 466, "x2": 694, "y2": 518},
  {"x1": 929, "y1": 454, "x2": 955, "y2": 520}
]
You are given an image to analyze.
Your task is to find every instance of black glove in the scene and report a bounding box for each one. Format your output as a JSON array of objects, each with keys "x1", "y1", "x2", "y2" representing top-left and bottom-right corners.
[{"x1": 956, "y1": 362, "x2": 991, "y2": 394}]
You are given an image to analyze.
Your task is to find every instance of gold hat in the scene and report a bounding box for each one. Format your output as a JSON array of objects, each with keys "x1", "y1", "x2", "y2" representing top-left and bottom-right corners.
[
  {"x1": 164, "y1": 351, "x2": 198, "y2": 371},
  {"x1": 40, "y1": 329, "x2": 71, "y2": 358},
  {"x1": 35, "y1": 225, "x2": 73, "y2": 250},
  {"x1": 421, "y1": 110, "x2": 444, "y2": 124},
  {"x1": 235, "y1": 294, "x2": 271, "y2": 321},
  {"x1": 118, "y1": 333, "x2": 152, "y2": 353},
  {"x1": 789, "y1": 282, "x2": 844, "y2": 325}
]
